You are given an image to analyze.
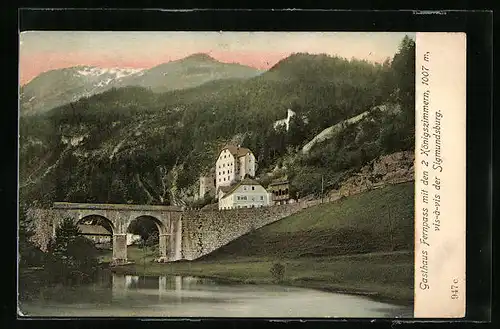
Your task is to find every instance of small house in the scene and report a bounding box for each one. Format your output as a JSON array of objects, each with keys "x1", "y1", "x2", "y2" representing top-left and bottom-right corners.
[
  {"x1": 267, "y1": 179, "x2": 292, "y2": 205},
  {"x1": 218, "y1": 178, "x2": 271, "y2": 210},
  {"x1": 78, "y1": 224, "x2": 112, "y2": 247}
]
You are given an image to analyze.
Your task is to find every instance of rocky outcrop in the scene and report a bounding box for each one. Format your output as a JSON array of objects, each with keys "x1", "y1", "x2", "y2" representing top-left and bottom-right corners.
[
  {"x1": 302, "y1": 110, "x2": 370, "y2": 154},
  {"x1": 333, "y1": 151, "x2": 414, "y2": 198},
  {"x1": 302, "y1": 103, "x2": 402, "y2": 154}
]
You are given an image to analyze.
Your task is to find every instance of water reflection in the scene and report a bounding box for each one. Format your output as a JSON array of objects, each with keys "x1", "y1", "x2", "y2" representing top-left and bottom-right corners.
[
  {"x1": 20, "y1": 272, "x2": 413, "y2": 318},
  {"x1": 112, "y1": 274, "x2": 208, "y2": 291}
]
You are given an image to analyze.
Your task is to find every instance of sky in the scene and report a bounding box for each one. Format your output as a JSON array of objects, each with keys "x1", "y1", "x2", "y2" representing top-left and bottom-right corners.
[{"x1": 19, "y1": 31, "x2": 415, "y2": 85}]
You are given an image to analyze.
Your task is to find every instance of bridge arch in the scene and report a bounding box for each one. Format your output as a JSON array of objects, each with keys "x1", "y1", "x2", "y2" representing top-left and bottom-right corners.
[
  {"x1": 127, "y1": 215, "x2": 165, "y2": 236},
  {"x1": 78, "y1": 214, "x2": 115, "y2": 233},
  {"x1": 126, "y1": 215, "x2": 168, "y2": 262},
  {"x1": 76, "y1": 214, "x2": 115, "y2": 259}
]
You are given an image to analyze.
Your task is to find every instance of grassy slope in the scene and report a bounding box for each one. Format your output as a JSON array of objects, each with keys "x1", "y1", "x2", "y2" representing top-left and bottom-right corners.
[
  {"x1": 113, "y1": 182, "x2": 415, "y2": 305},
  {"x1": 203, "y1": 181, "x2": 414, "y2": 260}
]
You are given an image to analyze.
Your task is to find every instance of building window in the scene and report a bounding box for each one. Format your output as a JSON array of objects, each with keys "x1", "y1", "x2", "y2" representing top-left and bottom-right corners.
[
  {"x1": 260, "y1": 196, "x2": 264, "y2": 200},
  {"x1": 252, "y1": 186, "x2": 255, "y2": 190},
  {"x1": 223, "y1": 178, "x2": 226, "y2": 181},
  {"x1": 219, "y1": 179, "x2": 221, "y2": 182}
]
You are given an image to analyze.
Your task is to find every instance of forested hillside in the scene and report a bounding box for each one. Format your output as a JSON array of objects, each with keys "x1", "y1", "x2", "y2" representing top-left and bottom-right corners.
[
  {"x1": 20, "y1": 53, "x2": 263, "y2": 116},
  {"x1": 19, "y1": 36, "x2": 415, "y2": 209}
]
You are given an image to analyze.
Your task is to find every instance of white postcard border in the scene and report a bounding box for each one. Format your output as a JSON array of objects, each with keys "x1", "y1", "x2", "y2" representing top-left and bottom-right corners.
[{"x1": 414, "y1": 32, "x2": 466, "y2": 318}]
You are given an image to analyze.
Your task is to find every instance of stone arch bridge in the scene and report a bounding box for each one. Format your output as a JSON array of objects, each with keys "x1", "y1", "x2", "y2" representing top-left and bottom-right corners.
[
  {"x1": 50, "y1": 202, "x2": 183, "y2": 264},
  {"x1": 30, "y1": 201, "x2": 309, "y2": 264}
]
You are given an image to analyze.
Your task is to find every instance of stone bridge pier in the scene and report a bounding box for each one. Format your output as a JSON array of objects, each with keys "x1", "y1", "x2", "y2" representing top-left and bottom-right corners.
[{"x1": 50, "y1": 202, "x2": 183, "y2": 264}]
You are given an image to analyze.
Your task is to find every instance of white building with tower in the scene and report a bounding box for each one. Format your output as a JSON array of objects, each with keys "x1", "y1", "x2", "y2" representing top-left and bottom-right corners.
[{"x1": 215, "y1": 145, "x2": 256, "y2": 192}]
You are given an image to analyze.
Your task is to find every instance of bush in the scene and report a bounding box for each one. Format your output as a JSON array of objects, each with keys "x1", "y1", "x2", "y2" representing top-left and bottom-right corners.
[
  {"x1": 290, "y1": 169, "x2": 323, "y2": 198},
  {"x1": 270, "y1": 262, "x2": 285, "y2": 282},
  {"x1": 145, "y1": 231, "x2": 159, "y2": 247},
  {"x1": 191, "y1": 194, "x2": 217, "y2": 209},
  {"x1": 46, "y1": 218, "x2": 99, "y2": 285}
]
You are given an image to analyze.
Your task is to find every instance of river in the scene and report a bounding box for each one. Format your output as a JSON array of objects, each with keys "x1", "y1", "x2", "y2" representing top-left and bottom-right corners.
[{"x1": 19, "y1": 273, "x2": 413, "y2": 318}]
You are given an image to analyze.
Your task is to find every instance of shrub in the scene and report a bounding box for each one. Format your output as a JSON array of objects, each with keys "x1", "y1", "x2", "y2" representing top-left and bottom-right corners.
[
  {"x1": 46, "y1": 218, "x2": 99, "y2": 285},
  {"x1": 191, "y1": 194, "x2": 217, "y2": 209},
  {"x1": 270, "y1": 262, "x2": 285, "y2": 282}
]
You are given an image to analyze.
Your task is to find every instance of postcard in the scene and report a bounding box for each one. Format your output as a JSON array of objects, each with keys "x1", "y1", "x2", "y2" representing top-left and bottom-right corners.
[{"x1": 17, "y1": 30, "x2": 465, "y2": 318}]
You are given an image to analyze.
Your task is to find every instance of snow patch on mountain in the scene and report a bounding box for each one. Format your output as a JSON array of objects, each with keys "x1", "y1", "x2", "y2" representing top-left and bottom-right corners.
[
  {"x1": 76, "y1": 66, "x2": 144, "y2": 79},
  {"x1": 96, "y1": 78, "x2": 114, "y2": 87}
]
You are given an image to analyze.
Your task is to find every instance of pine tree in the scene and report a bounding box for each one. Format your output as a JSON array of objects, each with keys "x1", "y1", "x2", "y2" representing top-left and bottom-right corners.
[
  {"x1": 391, "y1": 35, "x2": 416, "y2": 126},
  {"x1": 51, "y1": 218, "x2": 81, "y2": 260},
  {"x1": 47, "y1": 218, "x2": 99, "y2": 284}
]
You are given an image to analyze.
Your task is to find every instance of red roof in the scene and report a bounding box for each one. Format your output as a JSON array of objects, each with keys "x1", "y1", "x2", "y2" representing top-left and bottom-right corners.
[{"x1": 219, "y1": 145, "x2": 252, "y2": 158}]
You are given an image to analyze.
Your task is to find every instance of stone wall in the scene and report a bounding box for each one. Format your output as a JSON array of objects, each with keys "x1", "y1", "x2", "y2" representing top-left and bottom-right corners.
[{"x1": 181, "y1": 202, "x2": 307, "y2": 260}]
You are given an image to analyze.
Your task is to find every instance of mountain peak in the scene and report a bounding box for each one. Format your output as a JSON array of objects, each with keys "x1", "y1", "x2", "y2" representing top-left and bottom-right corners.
[{"x1": 181, "y1": 53, "x2": 217, "y2": 62}]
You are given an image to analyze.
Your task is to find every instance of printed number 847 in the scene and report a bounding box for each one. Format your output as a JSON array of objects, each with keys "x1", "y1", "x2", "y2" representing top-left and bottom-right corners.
[{"x1": 451, "y1": 278, "x2": 460, "y2": 300}]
